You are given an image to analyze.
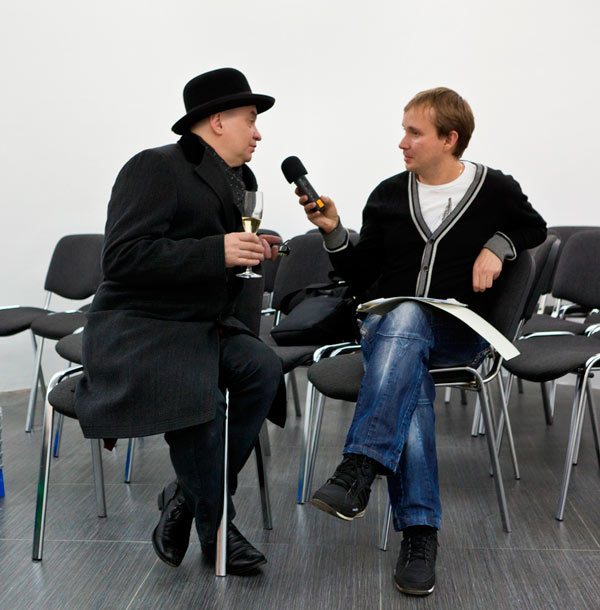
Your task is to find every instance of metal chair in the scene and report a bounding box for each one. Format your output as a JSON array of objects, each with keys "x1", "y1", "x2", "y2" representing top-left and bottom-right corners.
[
  {"x1": 503, "y1": 230, "x2": 600, "y2": 521},
  {"x1": 33, "y1": 274, "x2": 274, "y2": 565},
  {"x1": 260, "y1": 232, "x2": 358, "y2": 418},
  {"x1": 300, "y1": 251, "x2": 536, "y2": 541},
  {"x1": 24, "y1": 234, "x2": 104, "y2": 432}
]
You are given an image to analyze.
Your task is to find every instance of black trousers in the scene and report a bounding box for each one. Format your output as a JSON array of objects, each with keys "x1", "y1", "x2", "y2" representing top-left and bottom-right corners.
[{"x1": 165, "y1": 333, "x2": 283, "y2": 546}]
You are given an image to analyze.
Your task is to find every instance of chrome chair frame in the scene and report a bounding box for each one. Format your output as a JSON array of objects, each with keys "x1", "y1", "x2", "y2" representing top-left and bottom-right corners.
[{"x1": 32, "y1": 365, "x2": 106, "y2": 561}]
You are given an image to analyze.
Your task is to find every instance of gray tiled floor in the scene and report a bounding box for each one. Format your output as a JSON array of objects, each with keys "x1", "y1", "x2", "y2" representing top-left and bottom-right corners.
[{"x1": 1, "y1": 375, "x2": 599, "y2": 609}]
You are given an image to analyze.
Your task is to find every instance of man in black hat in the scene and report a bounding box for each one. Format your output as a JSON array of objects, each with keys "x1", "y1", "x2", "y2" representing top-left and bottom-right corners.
[{"x1": 75, "y1": 68, "x2": 286, "y2": 575}]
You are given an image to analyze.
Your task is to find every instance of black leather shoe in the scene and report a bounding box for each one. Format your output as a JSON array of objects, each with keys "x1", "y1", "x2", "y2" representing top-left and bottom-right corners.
[
  {"x1": 152, "y1": 481, "x2": 194, "y2": 567},
  {"x1": 202, "y1": 522, "x2": 267, "y2": 575}
]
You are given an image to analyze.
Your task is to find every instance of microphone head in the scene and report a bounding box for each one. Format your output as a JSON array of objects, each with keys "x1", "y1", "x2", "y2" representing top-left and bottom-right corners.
[{"x1": 281, "y1": 156, "x2": 307, "y2": 183}]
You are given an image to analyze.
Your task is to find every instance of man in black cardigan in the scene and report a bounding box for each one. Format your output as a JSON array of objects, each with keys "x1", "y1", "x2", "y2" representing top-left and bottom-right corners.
[
  {"x1": 298, "y1": 87, "x2": 546, "y2": 596},
  {"x1": 75, "y1": 68, "x2": 285, "y2": 575}
]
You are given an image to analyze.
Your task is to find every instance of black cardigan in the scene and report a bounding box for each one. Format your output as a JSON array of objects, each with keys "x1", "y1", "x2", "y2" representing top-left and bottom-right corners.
[{"x1": 329, "y1": 166, "x2": 547, "y2": 319}]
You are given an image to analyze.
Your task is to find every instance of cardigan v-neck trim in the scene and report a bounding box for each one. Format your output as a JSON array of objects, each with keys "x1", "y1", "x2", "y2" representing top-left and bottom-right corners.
[{"x1": 408, "y1": 163, "x2": 488, "y2": 296}]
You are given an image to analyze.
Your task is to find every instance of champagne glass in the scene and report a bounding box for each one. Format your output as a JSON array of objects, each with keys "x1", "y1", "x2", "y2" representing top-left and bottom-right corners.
[{"x1": 237, "y1": 190, "x2": 264, "y2": 279}]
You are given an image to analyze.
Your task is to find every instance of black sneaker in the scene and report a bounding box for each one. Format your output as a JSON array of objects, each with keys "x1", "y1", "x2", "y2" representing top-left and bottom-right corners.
[
  {"x1": 310, "y1": 453, "x2": 380, "y2": 521},
  {"x1": 394, "y1": 527, "x2": 438, "y2": 596}
]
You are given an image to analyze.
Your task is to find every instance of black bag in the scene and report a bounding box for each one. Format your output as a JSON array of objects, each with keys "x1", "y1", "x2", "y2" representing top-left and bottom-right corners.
[{"x1": 270, "y1": 282, "x2": 358, "y2": 346}]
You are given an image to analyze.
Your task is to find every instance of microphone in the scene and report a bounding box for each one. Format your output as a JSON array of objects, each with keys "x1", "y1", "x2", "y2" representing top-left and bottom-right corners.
[{"x1": 281, "y1": 156, "x2": 325, "y2": 210}]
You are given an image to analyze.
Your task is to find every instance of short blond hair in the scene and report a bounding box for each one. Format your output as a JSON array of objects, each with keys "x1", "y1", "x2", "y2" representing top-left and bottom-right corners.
[{"x1": 405, "y1": 87, "x2": 475, "y2": 158}]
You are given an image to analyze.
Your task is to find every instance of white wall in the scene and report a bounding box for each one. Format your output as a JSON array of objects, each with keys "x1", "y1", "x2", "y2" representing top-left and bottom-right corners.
[{"x1": 1, "y1": 0, "x2": 599, "y2": 390}]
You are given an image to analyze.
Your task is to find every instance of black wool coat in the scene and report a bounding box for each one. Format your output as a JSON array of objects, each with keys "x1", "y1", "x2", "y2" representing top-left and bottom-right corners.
[{"x1": 75, "y1": 133, "x2": 286, "y2": 439}]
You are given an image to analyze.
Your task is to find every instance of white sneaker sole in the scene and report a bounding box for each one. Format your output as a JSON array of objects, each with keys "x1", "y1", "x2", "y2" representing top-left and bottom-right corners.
[{"x1": 310, "y1": 497, "x2": 365, "y2": 521}]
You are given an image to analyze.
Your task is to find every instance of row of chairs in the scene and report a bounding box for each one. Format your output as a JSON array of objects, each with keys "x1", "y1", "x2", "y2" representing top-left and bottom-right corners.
[{"x1": 4, "y1": 226, "x2": 599, "y2": 571}]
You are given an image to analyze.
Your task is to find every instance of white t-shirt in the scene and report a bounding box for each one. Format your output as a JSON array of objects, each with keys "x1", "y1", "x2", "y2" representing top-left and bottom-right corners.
[{"x1": 418, "y1": 161, "x2": 476, "y2": 233}]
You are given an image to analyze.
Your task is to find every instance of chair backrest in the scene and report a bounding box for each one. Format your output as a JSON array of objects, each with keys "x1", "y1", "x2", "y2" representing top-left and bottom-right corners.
[
  {"x1": 548, "y1": 225, "x2": 599, "y2": 245},
  {"x1": 271, "y1": 233, "x2": 335, "y2": 311},
  {"x1": 486, "y1": 250, "x2": 536, "y2": 340},
  {"x1": 521, "y1": 234, "x2": 561, "y2": 320},
  {"x1": 44, "y1": 234, "x2": 104, "y2": 300},
  {"x1": 551, "y1": 229, "x2": 600, "y2": 309},
  {"x1": 233, "y1": 274, "x2": 265, "y2": 335},
  {"x1": 257, "y1": 228, "x2": 282, "y2": 294}
]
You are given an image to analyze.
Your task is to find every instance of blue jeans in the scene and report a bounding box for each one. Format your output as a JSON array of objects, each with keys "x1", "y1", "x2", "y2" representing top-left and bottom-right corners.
[{"x1": 344, "y1": 301, "x2": 489, "y2": 531}]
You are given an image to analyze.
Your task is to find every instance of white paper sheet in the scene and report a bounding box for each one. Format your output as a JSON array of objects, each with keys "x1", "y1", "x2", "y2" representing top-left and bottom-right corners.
[{"x1": 356, "y1": 296, "x2": 519, "y2": 360}]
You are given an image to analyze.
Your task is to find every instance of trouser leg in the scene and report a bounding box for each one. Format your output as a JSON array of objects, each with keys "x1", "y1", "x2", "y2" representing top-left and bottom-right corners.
[
  {"x1": 166, "y1": 333, "x2": 283, "y2": 546},
  {"x1": 344, "y1": 302, "x2": 488, "y2": 531},
  {"x1": 387, "y1": 387, "x2": 441, "y2": 530},
  {"x1": 344, "y1": 302, "x2": 435, "y2": 472}
]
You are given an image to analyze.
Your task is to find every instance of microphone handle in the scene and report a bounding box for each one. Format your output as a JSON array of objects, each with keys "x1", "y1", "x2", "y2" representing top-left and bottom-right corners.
[{"x1": 295, "y1": 176, "x2": 325, "y2": 209}]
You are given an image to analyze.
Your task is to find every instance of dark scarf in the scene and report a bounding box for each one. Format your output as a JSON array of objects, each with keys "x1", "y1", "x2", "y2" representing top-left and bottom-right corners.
[{"x1": 202, "y1": 142, "x2": 246, "y2": 213}]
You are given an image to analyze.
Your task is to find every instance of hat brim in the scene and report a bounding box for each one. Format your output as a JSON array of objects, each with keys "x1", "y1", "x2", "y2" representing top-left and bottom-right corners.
[{"x1": 172, "y1": 92, "x2": 275, "y2": 134}]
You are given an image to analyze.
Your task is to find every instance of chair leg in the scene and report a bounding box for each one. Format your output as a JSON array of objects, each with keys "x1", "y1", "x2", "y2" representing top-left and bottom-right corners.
[
  {"x1": 25, "y1": 336, "x2": 45, "y2": 433},
  {"x1": 380, "y1": 497, "x2": 392, "y2": 551},
  {"x1": 124, "y1": 438, "x2": 136, "y2": 483},
  {"x1": 90, "y1": 440, "x2": 107, "y2": 517},
  {"x1": 288, "y1": 370, "x2": 302, "y2": 417},
  {"x1": 216, "y1": 392, "x2": 229, "y2": 576},
  {"x1": 556, "y1": 374, "x2": 588, "y2": 521},
  {"x1": 254, "y1": 438, "x2": 273, "y2": 530},
  {"x1": 297, "y1": 381, "x2": 317, "y2": 503},
  {"x1": 32, "y1": 391, "x2": 56, "y2": 560},
  {"x1": 586, "y1": 380, "x2": 600, "y2": 468},
  {"x1": 471, "y1": 397, "x2": 482, "y2": 437},
  {"x1": 443, "y1": 387, "x2": 452, "y2": 405},
  {"x1": 572, "y1": 377, "x2": 596, "y2": 467},
  {"x1": 460, "y1": 389, "x2": 468, "y2": 405},
  {"x1": 477, "y1": 375, "x2": 511, "y2": 532},
  {"x1": 540, "y1": 382, "x2": 554, "y2": 425},
  {"x1": 517, "y1": 377, "x2": 524, "y2": 394},
  {"x1": 303, "y1": 392, "x2": 326, "y2": 504},
  {"x1": 53, "y1": 413, "x2": 64, "y2": 458},
  {"x1": 259, "y1": 423, "x2": 271, "y2": 457},
  {"x1": 30, "y1": 331, "x2": 47, "y2": 400},
  {"x1": 495, "y1": 376, "x2": 520, "y2": 480},
  {"x1": 0, "y1": 407, "x2": 4, "y2": 497}
]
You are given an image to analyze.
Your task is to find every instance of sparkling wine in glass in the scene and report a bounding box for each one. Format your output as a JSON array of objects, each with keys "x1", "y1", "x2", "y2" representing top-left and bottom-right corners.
[{"x1": 237, "y1": 190, "x2": 263, "y2": 279}]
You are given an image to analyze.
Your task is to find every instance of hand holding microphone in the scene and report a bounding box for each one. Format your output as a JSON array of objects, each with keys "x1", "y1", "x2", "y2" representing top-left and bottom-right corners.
[{"x1": 281, "y1": 156, "x2": 339, "y2": 233}]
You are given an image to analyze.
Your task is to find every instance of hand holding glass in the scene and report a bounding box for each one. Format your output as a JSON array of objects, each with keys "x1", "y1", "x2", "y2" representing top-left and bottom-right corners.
[{"x1": 237, "y1": 191, "x2": 263, "y2": 279}]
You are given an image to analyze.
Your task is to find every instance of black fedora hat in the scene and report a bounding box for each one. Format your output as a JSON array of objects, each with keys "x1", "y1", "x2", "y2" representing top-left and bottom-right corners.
[{"x1": 172, "y1": 68, "x2": 275, "y2": 134}]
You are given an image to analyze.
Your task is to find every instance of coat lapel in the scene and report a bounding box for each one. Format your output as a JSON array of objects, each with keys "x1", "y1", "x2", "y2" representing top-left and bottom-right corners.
[{"x1": 178, "y1": 133, "x2": 240, "y2": 231}]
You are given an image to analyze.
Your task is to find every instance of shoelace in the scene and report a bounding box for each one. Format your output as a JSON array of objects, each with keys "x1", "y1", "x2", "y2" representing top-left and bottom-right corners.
[
  {"x1": 401, "y1": 534, "x2": 437, "y2": 566},
  {"x1": 328, "y1": 455, "x2": 374, "y2": 503}
]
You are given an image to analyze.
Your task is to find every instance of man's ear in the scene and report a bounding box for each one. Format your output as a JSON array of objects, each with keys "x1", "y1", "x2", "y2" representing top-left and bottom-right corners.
[
  {"x1": 208, "y1": 112, "x2": 224, "y2": 135},
  {"x1": 444, "y1": 130, "x2": 459, "y2": 153}
]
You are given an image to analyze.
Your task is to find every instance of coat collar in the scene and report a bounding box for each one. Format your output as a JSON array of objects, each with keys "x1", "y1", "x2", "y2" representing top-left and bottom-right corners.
[{"x1": 177, "y1": 132, "x2": 258, "y2": 230}]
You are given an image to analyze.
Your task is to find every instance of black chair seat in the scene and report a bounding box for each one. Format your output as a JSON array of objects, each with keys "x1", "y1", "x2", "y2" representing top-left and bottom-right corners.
[
  {"x1": 0, "y1": 307, "x2": 52, "y2": 336},
  {"x1": 504, "y1": 335, "x2": 600, "y2": 382},
  {"x1": 307, "y1": 352, "x2": 481, "y2": 402},
  {"x1": 586, "y1": 312, "x2": 600, "y2": 325},
  {"x1": 430, "y1": 368, "x2": 479, "y2": 385},
  {"x1": 48, "y1": 374, "x2": 82, "y2": 418},
  {"x1": 55, "y1": 333, "x2": 83, "y2": 364},
  {"x1": 30, "y1": 311, "x2": 87, "y2": 340},
  {"x1": 307, "y1": 352, "x2": 363, "y2": 401},
  {"x1": 521, "y1": 314, "x2": 587, "y2": 336}
]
